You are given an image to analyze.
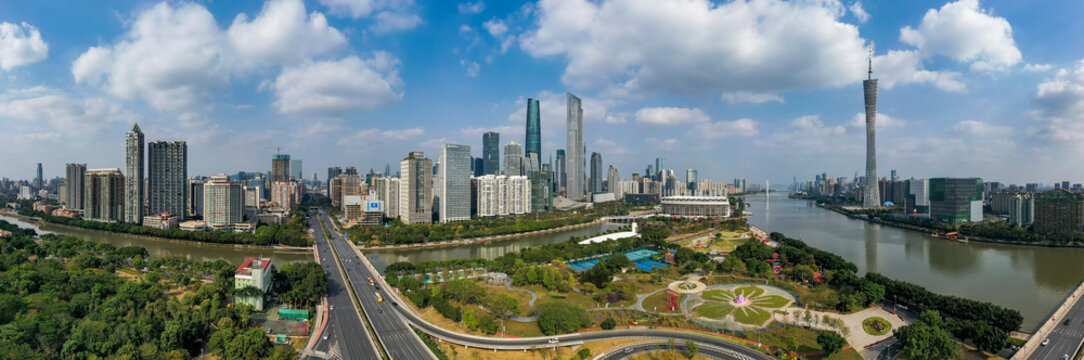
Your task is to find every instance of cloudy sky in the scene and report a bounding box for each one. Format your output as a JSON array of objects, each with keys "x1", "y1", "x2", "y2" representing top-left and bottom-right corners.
[{"x1": 2, "y1": 0, "x2": 1083, "y2": 186}]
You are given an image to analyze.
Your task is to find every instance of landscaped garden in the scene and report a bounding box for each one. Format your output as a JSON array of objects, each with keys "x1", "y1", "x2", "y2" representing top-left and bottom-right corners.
[
  {"x1": 862, "y1": 316, "x2": 892, "y2": 336},
  {"x1": 689, "y1": 284, "x2": 795, "y2": 327}
]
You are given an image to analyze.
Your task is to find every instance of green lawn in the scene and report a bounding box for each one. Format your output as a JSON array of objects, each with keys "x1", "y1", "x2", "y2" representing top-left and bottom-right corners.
[
  {"x1": 752, "y1": 295, "x2": 792, "y2": 308},
  {"x1": 643, "y1": 291, "x2": 684, "y2": 313},
  {"x1": 734, "y1": 285, "x2": 765, "y2": 299},
  {"x1": 733, "y1": 306, "x2": 771, "y2": 325},
  {"x1": 702, "y1": 289, "x2": 734, "y2": 301},
  {"x1": 694, "y1": 302, "x2": 735, "y2": 318}
]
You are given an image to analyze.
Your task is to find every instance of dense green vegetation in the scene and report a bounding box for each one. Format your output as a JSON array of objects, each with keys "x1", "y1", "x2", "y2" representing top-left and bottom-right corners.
[
  {"x1": 0, "y1": 219, "x2": 37, "y2": 237},
  {"x1": 17, "y1": 208, "x2": 312, "y2": 246},
  {"x1": 346, "y1": 202, "x2": 631, "y2": 245},
  {"x1": 894, "y1": 311, "x2": 958, "y2": 359},
  {"x1": 816, "y1": 331, "x2": 846, "y2": 355},
  {"x1": 0, "y1": 233, "x2": 301, "y2": 359},
  {"x1": 385, "y1": 277, "x2": 504, "y2": 334},
  {"x1": 536, "y1": 302, "x2": 592, "y2": 335},
  {"x1": 273, "y1": 262, "x2": 328, "y2": 309}
]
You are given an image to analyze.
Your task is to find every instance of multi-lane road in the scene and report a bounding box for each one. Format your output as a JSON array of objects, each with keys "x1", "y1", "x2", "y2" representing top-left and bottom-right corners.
[
  {"x1": 308, "y1": 213, "x2": 381, "y2": 359},
  {"x1": 1031, "y1": 296, "x2": 1084, "y2": 360},
  {"x1": 320, "y1": 212, "x2": 437, "y2": 360}
]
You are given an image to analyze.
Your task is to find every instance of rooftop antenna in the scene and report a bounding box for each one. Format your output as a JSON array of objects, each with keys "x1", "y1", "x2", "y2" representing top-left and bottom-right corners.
[{"x1": 868, "y1": 42, "x2": 875, "y2": 80}]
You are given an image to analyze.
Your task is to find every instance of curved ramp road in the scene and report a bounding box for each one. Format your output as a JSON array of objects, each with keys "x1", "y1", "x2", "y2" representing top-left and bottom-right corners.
[
  {"x1": 319, "y1": 213, "x2": 774, "y2": 360},
  {"x1": 595, "y1": 341, "x2": 761, "y2": 360}
]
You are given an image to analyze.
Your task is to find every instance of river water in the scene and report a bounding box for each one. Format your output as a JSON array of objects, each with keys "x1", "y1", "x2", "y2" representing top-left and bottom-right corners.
[{"x1": 746, "y1": 193, "x2": 1083, "y2": 331}]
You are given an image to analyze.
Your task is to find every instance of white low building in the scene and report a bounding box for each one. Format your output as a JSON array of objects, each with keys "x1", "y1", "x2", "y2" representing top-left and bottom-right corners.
[
  {"x1": 579, "y1": 223, "x2": 639, "y2": 244},
  {"x1": 660, "y1": 195, "x2": 731, "y2": 218}
]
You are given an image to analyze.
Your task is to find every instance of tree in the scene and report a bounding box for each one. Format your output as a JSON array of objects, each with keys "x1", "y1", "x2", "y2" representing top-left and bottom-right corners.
[
  {"x1": 600, "y1": 317, "x2": 617, "y2": 330},
  {"x1": 684, "y1": 340, "x2": 699, "y2": 359},
  {"x1": 896, "y1": 311, "x2": 957, "y2": 360},
  {"x1": 536, "y1": 303, "x2": 591, "y2": 335},
  {"x1": 483, "y1": 293, "x2": 520, "y2": 319},
  {"x1": 803, "y1": 309, "x2": 814, "y2": 326},
  {"x1": 816, "y1": 331, "x2": 847, "y2": 355},
  {"x1": 577, "y1": 348, "x2": 592, "y2": 360}
]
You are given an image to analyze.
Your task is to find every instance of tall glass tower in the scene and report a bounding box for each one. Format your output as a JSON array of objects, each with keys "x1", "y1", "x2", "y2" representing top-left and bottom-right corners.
[
  {"x1": 863, "y1": 47, "x2": 881, "y2": 208},
  {"x1": 555, "y1": 149, "x2": 565, "y2": 194},
  {"x1": 483, "y1": 132, "x2": 500, "y2": 175},
  {"x1": 525, "y1": 98, "x2": 542, "y2": 172},
  {"x1": 565, "y1": 93, "x2": 585, "y2": 200},
  {"x1": 590, "y1": 152, "x2": 602, "y2": 195},
  {"x1": 125, "y1": 123, "x2": 144, "y2": 224},
  {"x1": 439, "y1": 144, "x2": 471, "y2": 223}
]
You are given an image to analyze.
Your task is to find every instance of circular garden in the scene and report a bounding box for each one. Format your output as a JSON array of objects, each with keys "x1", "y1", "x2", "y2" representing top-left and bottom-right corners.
[
  {"x1": 862, "y1": 316, "x2": 892, "y2": 336},
  {"x1": 689, "y1": 284, "x2": 795, "y2": 328}
]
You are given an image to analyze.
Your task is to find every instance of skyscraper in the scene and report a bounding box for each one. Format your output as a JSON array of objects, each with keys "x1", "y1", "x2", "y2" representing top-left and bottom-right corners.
[
  {"x1": 566, "y1": 93, "x2": 585, "y2": 200},
  {"x1": 439, "y1": 144, "x2": 471, "y2": 223},
  {"x1": 686, "y1": 169, "x2": 698, "y2": 195},
  {"x1": 125, "y1": 123, "x2": 144, "y2": 224},
  {"x1": 483, "y1": 132, "x2": 500, "y2": 175},
  {"x1": 399, "y1": 152, "x2": 433, "y2": 224},
  {"x1": 327, "y1": 167, "x2": 342, "y2": 191},
  {"x1": 384, "y1": 163, "x2": 391, "y2": 177},
  {"x1": 525, "y1": 98, "x2": 542, "y2": 171},
  {"x1": 271, "y1": 154, "x2": 290, "y2": 183},
  {"x1": 863, "y1": 48, "x2": 881, "y2": 208},
  {"x1": 85, "y1": 168, "x2": 125, "y2": 222},
  {"x1": 147, "y1": 141, "x2": 187, "y2": 217},
  {"x1": 608, "y1": 165, "x2": 620, "y2": 193},
  {"x1": 654, "y1": 158, "x2": 665, "y2": 181},
  {"x1": 291, "y1": 159, "x2": 303, "y2": 180},
  {"x1": 473, "y1": 157, "x2": 484, "y2": 177},
  {"x1": 589, "y1": 152, "x2": 602, "y2": 195},
  {"x1": 203, "y1": 174, "x2": 243, "y2": 228},
  {"x1": 65, "y1": 163, "x2": 86, "y2": 211},
  {"x1": 504, "y1": 141, "x2": 524, "y2": 176},
  {"x1": 187, "y1": 179, "x2": 204, "y2": 219},
  {"x1": 34, "y1": 163, "x2": 42, "y2": 189},
  {"x1": 555, "y1": 149, "x2": 565, "y2": 194}
]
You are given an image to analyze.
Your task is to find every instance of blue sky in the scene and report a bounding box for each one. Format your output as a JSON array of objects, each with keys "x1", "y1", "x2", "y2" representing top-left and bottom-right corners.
[{"x1": 2, "y1": 0, "x2": 1084, "y2": 186}]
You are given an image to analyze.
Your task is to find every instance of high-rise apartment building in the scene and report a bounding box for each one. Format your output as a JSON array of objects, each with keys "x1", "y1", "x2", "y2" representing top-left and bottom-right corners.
[
  {"x1": 929, "y1": 178, "x2": 983, "y2": 224},
  {"x1": 291, "y1": 159, "x2": 303, "y2": 181},
  {"x1": 608, "y1": 165, "x2": 620, "y2": 193},
  {"x1": 339, "y1": 173, "x2": 362, "y2": 206},
  {"x1": 476, "y1": 175, "x2": 531, "y2": 217},
  {"x1": 483, "y1": 132, "x2": 500, "y2": 175},
  {"x1": 525, "y1": 98, "x2": 542, "y2": 171},
  {"x1": 565, "y1": 93, "x2": 585, "y2": 200},
  {"x1": 1033, "y1": 189, "x2": 1084, "y2": 235},
  {"x1": 862, "y1": 50, "x2": 881, "y2": 208},
  {"x1": 203, "y1": 174, "x2": 243, "y2": 228},
  {"x1": 271, "y1": 181, "x2": 300, "y2": 211},
  {"x1": 84, "y1": 169, "x2": 125, "y2": 222},
  {"x1": 147, "y1": 141, "x2": 187, "y2": 217},
  {"x1": 589, "y1": 152, "x2": 602, "y2": 194},
  {"x1": 399, "y1": 152, "x2": 433, "y2": 224},
  {"x1": 439, "y1": 144, "x2": 471, "y2": 223},
  {"x1": 1009, "y1": 193, "x2": 1034, "y2": 227},
  {"x1": 271, "y1": 154, "x2": 290, "y2": 183},
  {"x1": 504, "y1": 141, "x2": 524, "y2": 176},
  {"x1": 385, "y1": 177, "x2": 400, "y2": 219},
  {"x1": 65, "y1": 163, "x2": 86, "y2": 211},
  {"x1": 125, "y1": 123, "x2": 144, "y2": 224},
  {"x1": 187, "y1": 179, "x2": 204, "y2": 219}
]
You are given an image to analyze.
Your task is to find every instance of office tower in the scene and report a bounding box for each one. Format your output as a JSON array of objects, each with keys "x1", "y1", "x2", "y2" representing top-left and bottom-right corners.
[
  {"x1": 33, "y1": 163, "x2": 42, "y2": 189},
  {"x1": 589, "y1": 152, "x2": 602, "y2": 194},
  {"x1": 327, "y1": 167, "x2": 342, "y2": 191},
  {"x1": 1063, "y1": 181, "x2": 1072, "y2": 192},
  {"x1": 203, "y1": 174, "x2": 243, "y2": 228},
  {"x1": 890, "y1": 169, "x2": 898, "y2": 181},
  {"x1": 290, "y1": 159, "x2": 303, "y2": 181},
  {"x1": 535, "y1": 162, "x2": 554, "y2": 212},
  {"x1": 483, "y1": 132, "x2": 500, "y2": 175},
  {"x1": 439, "y1": 144, "x2": 471, "y2": 223},
  {"x1": 734, "y1": 178, "x2": 746, "y2": 193},
  {"x1": 929, "y1": 178, "x2": 983, "y2": 224},
  {"x1": 399, "y1": 152, "x2": 433, "y2": 224},
  {"x1": 1009, "y1": 193, "x2": 1034, "y2": 227},
  {"x1": 862, "y1": 49, "x2": 881, "y2": 208},
  {"x1": 504, "y1": 141, "x2": 524, "y2": 176},
  {"x1": 1033, "y1": 189, "x2": 1084, "y2": 235},
  {"x1": 555, "y1": 149, "x2": 566, "y2": 193},
  {"x1": 608, "y1": 165, "x2": 620, "y2": 193},
  {"x1": 905, "y1": 179, "x2": 930, "y2": 214},
  {"x1": 147, "y1": 141, "x2": 188, "y2": 217},
  {"x1": 187, "y1": 179, "x2": 204, "y2": 218},
  {"x1": 686, "y1": 169, "x2": 698, "y2": 195},
  {"x1": 84, "y1": 169, "x2": 125, "y2": 222},
  {"x1": 271, "y1": 154, "x2": 290, "y2": 183},
  {"x1": 473, "y1": 157, "x2": 484, "y2": 177},
  {"x1": 525, "y1": 98, "x2": 542, "y2": 172},
  {"x1": 566, "y1": 93, "x2": 585, "y2": 200},
  {"x1": 384, "y1": 163, "x2": 391, "y2": 177},
  {"x1": 65, "y1": 163, "x2": 86, "y2": 211},
  {"x1": 654, "y1": 158, "x2": 665, "y2": 181},
  {"x1": 125, "y1": 123, "x2": 144, "y2": 224}
]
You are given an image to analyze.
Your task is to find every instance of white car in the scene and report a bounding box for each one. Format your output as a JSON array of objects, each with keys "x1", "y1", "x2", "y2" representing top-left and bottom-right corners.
[
  {"x1": 1042, "y1": 338, "x2": 1050, "y2": 346},
  {"x1": 548, "y1": 338, "x2": 559, "y2": 344}
]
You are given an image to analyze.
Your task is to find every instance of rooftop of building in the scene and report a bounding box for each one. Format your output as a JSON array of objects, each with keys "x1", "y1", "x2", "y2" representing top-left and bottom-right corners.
[{"x1": 236, "y1": 257, "x2": 271, "y2": 276}]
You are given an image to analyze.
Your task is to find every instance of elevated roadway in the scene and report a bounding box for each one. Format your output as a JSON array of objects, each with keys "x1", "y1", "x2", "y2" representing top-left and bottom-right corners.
[{"x1": 308, "y1": 213, "x2": 381, "y2": 359}]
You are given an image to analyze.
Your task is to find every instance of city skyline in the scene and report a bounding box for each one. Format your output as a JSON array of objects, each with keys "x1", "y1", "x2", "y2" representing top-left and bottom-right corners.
[{"x1": 2, "y1": 0, "x2": 1084, "y2": 185}]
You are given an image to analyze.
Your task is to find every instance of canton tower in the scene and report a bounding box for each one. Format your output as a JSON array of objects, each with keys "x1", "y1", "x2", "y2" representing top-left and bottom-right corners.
[{"x1": 862, "y1": 45, "x2": 880, "y2": 208}]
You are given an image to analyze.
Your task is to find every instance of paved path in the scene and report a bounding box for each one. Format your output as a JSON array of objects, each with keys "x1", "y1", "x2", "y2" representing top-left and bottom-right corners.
[
  {"x1": 504, "y1": 284, "x2": 540, "y2": 322},
  {"x1": 774, "y1": 307, "x2": 909, "y2": 350}
]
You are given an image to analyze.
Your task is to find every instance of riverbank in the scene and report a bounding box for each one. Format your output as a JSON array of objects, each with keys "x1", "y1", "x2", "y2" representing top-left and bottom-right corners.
[
  {"x1": 817, "y1": 204, "x2": 1084, "y2": 249},
  {"x1": 0, "y1": 213, "x2": 313, "y2": 253},
  {"x1": 359, "y1": 219, "x2": 609, "y2": 251}
]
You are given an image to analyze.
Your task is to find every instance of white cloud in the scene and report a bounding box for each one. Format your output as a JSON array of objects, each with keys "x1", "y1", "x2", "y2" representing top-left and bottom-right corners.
[
  {"x1": 372, "y1": 11, "x2": 422, "y2": 33},
  {"x1": 1024, "y1": 63, "x2": 1053, "y2": 72},
  {"x1": 0, "y1": 87, "x2": 141, "y2": 138},
  {"x1": 900, "y1": 0, "x2": 1021, "y2": 71},
  {"x1": 519, "y1": 0, "x2": 868, "y2": 96},
  {"x1": 273, "y1": 53, "x2": 403, "y2": 115},
  {"x1": 483, "y1": 18, "x2": 508, "y2": 36},
  {"x1": 594, "y1": 138, "x2": 631, "y2": 155},
  {"x1": 848, "y1": 112, "x2": 906, "y2": 129},
  {"x1": 71, "y1": 46, "x2": 111, "y2": 86},
  {"x1": 227, "y1": 0, "x2": 347, "y2": 66},
  {"x1": 604, "y1": 113, "x2": 628, "y2": 124},
  {"x1": 339, "y1": 127, "x2": 425, "y2": 145},
  {"x1": 463, "y1": 60, "x2": 481, "y2": 77},
  {"x1": 721, "y1": 91, "x2": 784, "y2": 104},
  {"x1": 318, "y1": 0, "x2": 375, "y2": 18},
  {"x1": 634, "y1": 107, "x2": 709, "y2": 126},
  {"x1": 849, "y1": 1, "x2": 870, "y2": 23},
  {"x1": 691, "y1": 118, "x2": 759, "y2": 138},
  {"x1": 646, "y1": 137, "x2": 679, "y2": 152},
  {"x1": 952, "y1": 120, "x2": 1011, "y2": 137},
  {"x1": 0, "y1": 22, "x2": 48, "y2": 70},
  {"x1": 874, "y1": 50, "x2": 965, "y2": 92},
  {"x1": 458, "y1": 1, "x2": 486, "y2": 14},
  {"x1": 1030, "y1": 60, "x2": 1084, "y2": 144}
]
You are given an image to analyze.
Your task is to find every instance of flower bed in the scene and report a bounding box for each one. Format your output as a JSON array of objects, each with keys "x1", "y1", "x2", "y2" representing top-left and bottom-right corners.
[{"x1": 862, "y1": 316, "x2": 891, "y2": 336}]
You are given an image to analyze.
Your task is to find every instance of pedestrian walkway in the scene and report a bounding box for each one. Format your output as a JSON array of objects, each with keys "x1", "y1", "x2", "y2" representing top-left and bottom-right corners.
[{"x1": 775, "y1": 307, "x2": 909, "y2": 351}]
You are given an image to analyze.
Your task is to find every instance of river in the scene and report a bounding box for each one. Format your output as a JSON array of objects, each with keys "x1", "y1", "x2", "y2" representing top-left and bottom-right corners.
[{"x1": 746, "y1": 193, "x2": 1082, "y2": 331}]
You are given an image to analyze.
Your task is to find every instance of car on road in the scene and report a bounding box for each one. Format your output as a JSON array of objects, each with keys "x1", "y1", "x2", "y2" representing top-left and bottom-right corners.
[
  {"x1": 548, "y1": 338, "x2": 559, "y2": 344},
  {"x1": 329, "y1": 305, "x2": 334, "y2": 310},
  {"x1": 1042, "y1": 338, "x2": 1050, "y2": 346},
  {"x1": 1065, "y1": 318, "x2": 1072, "y2": 325},
  {"x1": 624, "y1": 347, "x2": 634, "y2": 353},
  {"x1": 1062, "y1": 354, "x2": 1069, "y2": 360},
  {"x1": 367, "y1": 277, "x2": 374, "y2": 286},
  {"x1": 323, "y1": 335, "x2": 329, "y2": 340},
  {"x1": 375, "y1": 293, "x2": 384, "y2": 303}
]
